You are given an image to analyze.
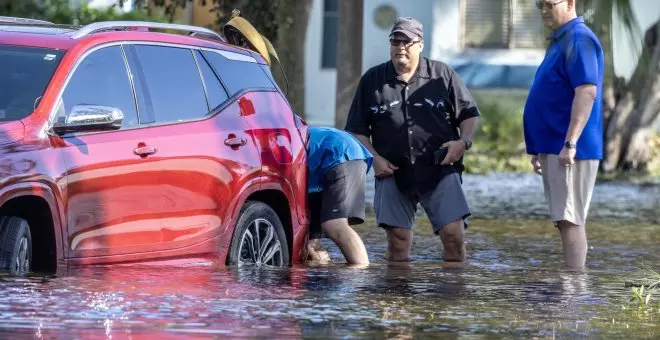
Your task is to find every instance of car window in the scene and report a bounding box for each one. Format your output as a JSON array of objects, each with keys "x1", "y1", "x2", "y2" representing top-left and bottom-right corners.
[
  {"x1": 0, "y1": 45, "x2": 64, "y2": 121},
  {"x1": 201, "y1": 50, "x2": 275, "y2": 95},
  {"x1": 55, "y1": 46, "x2": 138, "y2": 128},
  {"x1": 194, "y1": 50, "x2": 229, "y2": 111},
  {"x1": 130, "y1": 45, "x2": 208, "y2": 124}
]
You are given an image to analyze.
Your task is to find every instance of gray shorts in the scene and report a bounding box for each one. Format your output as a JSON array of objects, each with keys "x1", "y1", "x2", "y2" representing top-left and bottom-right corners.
[
  {"x1": 374, "y1": 173, "x2": 471, "y2": 233},
  {"x1": 309, "y1": 160, "x2": 367, "y2": 239}
]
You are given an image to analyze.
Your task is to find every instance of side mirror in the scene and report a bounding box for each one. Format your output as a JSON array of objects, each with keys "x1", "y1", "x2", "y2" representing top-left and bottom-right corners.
[{"x1": 52, "y1": 104, "x2": 124, "y2": 135}]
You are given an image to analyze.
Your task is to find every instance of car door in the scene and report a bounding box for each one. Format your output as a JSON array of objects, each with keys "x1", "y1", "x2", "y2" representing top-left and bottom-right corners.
[
  {"x1": 52, "y1": 45, "x2": 168, "y2": 258},
  {"x1": 122, "y1": 44, "x2": 262, "y2": 252},
  {"x1": 201, "y1": 49, "x2": 306, "y2": 223}
]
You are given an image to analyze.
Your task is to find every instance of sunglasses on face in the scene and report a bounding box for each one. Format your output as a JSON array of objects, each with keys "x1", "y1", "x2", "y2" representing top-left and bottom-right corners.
[
  {"x1": 389, "y1": 38, "x2": 420, "y2": 48},
  {"x1": 535, "y1": 0, "x2": 567, "y2": 11}
]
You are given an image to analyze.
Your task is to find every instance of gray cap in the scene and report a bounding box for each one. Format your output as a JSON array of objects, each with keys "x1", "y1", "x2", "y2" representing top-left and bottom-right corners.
[{"x1": 390, "y1": 17, "x2": 423, "y2": 40}]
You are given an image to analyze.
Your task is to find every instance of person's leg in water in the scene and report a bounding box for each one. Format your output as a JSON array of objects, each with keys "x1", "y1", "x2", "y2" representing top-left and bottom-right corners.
[
  {"x1": 306, "y1": 192, "x2": 330, "y2": 264},
  {"x1": 319, "y1": 160, "x2": 370, "y2": 265},
  {"x1": 321, "y1": 218, "x2": 369, "y2": 264},
  {"x1": 374, "y1": 176, "x2": 418, "y2": 262},
  {"x1": 420, "y1": 173, "x2": 470, "y2": 262}
]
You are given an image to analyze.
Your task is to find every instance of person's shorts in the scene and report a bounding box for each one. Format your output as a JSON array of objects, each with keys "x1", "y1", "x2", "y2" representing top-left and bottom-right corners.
[
  {"x1": 539, "y1": 154, "x2": 599, "y2": 226},
  {"x1": 308, "y1": 160, "x2": 367, "y2": 239},
  {"x1": 374, "y1": 173, "x2": 470, "y2": 233}
]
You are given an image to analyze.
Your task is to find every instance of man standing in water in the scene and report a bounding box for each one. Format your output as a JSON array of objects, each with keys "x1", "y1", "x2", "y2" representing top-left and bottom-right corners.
[
  {"x1": 345, "y1": 17, "x2": 479, "y2": 262},
  {"x1": 523, "y1": 0, "x2": 604, "y2": 268},
  {"x1": 305, "y1": 125, "x2": 372, "y2": 265}
]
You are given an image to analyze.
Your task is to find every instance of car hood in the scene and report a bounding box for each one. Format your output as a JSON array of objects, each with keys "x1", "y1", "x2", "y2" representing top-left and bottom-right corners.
[{"x1": 0, "y1": 121, "x2": 25, "y2": 146}]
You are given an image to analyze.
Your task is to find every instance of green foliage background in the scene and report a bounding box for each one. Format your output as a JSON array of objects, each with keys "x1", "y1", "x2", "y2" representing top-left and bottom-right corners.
[{"x1": 0, "y1": 0, "x2": 167, "y2": 25}]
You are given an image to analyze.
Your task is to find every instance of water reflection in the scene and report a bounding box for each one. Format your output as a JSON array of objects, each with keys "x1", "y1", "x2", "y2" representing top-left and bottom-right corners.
[{"x1": 1, "y1": 175, "x2": 659, "y2": 338}]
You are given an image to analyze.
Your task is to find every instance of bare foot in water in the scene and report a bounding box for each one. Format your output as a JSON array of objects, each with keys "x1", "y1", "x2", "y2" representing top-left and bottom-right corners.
[{"x1": 306, "y1": 239, "x2": 330, "y2": 265}]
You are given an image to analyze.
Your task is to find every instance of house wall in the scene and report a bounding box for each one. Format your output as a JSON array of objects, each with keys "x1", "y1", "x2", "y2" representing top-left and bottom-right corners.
[
  {"x1": 175, "y1": 0, "x2": 659, "y2": 126},
  {"x1": 304, "y1": 0, "x2": 337, "y2": 126},
  {"x1": 305, "y1": 0, "x2": 460, "y2": 126},
  {"x1": 361, "y1": 0, "x2": 436, "y2": 73}
]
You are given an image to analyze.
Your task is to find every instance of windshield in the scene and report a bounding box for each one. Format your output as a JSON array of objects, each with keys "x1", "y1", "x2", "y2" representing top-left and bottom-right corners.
[{"x1": 0, "y1": 45, "x2": 64, "y2": 121}]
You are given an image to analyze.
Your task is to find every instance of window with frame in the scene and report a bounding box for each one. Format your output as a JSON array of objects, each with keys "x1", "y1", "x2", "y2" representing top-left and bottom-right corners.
[
  {"x1": 194, "y1": 50, "x2": 230, "y2": 111},
  {"x1": 56, "y1": 46, "x2": 138, "y2": 129},
  {"x1": 201, "y1": 50, "x2": 276, "y2": 95},
  {"x1": 128, "y1": 45, "x2": 209, "y2": 124},
  {"x1": 321, "y1": 0, "x2": 338, "y2": 69},
  {"x1": 463, "y1": 0, "x2": 544, "y2": 49}
]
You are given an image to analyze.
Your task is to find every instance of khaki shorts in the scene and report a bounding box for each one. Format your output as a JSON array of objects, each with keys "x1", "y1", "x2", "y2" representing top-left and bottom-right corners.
[{"x1": 539, "y1": 154, "x2": 599, "y2": 226}]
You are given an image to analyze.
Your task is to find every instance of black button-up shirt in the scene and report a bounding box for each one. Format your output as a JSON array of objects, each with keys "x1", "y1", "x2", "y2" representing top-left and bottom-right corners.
[{"x1": 345, "y1": 57, "x2": 479, "y2": 194}]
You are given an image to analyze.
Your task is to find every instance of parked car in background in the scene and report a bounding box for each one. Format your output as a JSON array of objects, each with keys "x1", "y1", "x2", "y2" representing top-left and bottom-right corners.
[{"x1": 0, "y1": 17, "x2": 310, "y2": 275}]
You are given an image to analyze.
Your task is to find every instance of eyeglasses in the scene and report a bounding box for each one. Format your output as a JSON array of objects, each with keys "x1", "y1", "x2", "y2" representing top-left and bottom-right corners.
[
  {"x1": 535, "y1": 0, "x2": 567, "y2": 11},
  {"x1": 389, "y1": 38, "x2": 420, "y2": 48}
]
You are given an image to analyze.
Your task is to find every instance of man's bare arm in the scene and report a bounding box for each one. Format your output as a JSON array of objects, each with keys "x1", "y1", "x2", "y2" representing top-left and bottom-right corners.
[
  {"x1": 565, "y1": 84, "x2": 597, "y2": 143},
  {"x1": 351, "y1": 133, "x2": 380, "y2": 158},
  {"x1": 459, "y1": 116, "x2": 478, "y2": 142},
  {"x1": 350, "y1": 133, "x2": 398, "y2": 177}
]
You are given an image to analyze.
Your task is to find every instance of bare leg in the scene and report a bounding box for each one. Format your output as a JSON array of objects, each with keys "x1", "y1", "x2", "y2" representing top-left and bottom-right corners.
[
  {"x1": 321, "y1": 218, "x2": 369, "y2": 264},
  {"x1": 557, "y1": 220, "x2": 587, "y2": 268},
  {"x1": 437, "y1": 219, "x2": 466, "y2": 262},
  {"x1": 385, "y1": 227, "x2": 413, "y2": 261}
]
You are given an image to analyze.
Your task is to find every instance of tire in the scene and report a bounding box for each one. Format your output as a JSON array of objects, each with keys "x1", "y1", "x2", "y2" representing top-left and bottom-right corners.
[
  {"x1": 228, "y1": 201, "x2": 290, "y2": 266},
  {"x1": 0, "y1": 217, "x2": 32, "y2": 275}
]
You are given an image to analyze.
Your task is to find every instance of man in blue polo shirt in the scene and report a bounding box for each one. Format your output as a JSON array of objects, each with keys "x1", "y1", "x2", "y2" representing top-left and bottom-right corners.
[
  {"x1": 523, "y1": 0, "x2": 604, "y2": 268},
  {"x1": 305, "y1": 125, "x2": 373, "y2": 265}
]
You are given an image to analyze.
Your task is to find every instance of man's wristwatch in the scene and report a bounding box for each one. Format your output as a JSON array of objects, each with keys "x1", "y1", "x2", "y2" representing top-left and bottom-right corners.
[
  {"x1": 564, "y1": 141, "x2": 576, "y2": 149},
  {"x1": 462, "y1": 138, "x2": 472, "y2": 151}
]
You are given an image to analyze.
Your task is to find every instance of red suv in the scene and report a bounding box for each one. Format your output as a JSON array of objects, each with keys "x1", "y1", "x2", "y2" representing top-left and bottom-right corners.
[{"x1": 0, "y1": 17, "x2": 310, "y2": 274}]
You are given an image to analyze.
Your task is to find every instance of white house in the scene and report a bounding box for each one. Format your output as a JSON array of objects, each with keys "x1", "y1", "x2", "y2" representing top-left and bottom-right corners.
[{"x1": 304, "y1": 0, "x2": 660, "y2": 127}]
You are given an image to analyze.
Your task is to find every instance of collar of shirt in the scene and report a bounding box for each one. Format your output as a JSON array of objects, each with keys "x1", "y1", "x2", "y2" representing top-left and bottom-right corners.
[
  {"x1": 551, "y1": 16, "x2": 585, "y2": 41},
  {"x1": 385, "y1": 57, "x2": 431, "y2": 83}
]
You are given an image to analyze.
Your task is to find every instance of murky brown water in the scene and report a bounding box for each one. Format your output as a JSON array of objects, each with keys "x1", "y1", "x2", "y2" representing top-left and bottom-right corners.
[{"x1": 1, "y1": 173, "x2": 659, "y2": 338}]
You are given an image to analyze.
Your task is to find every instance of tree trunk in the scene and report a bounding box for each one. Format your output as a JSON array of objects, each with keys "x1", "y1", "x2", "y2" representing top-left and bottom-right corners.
[
  {"x1": 602, "y1": 21, "x2": 660, "y2": 172},
  {"x1": 274, "y1": 0, "x2": 312, "y2": 118},
  {"x1": 334, "y1": 0, "x2": 363, "y2": 129}
]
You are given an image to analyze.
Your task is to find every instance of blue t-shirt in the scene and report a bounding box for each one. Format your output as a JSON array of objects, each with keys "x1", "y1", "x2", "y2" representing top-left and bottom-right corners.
[
  {"x1": 523, "y1": 17, "x2": 604, "y2": 159},
  {"x1": 307, "y1": 127, "x2": 373, "y2": 193}
]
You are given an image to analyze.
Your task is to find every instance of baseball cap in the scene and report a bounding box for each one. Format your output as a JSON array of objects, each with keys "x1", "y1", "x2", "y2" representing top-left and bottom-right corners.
[{"x1": 389, "y1": 17, "x2": 423, "y2": 40}]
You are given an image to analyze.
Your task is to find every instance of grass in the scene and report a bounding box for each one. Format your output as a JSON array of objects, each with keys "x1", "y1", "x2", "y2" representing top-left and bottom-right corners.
[
  {"x1": 468, "y1": 89, "x2": 660, "y2": 179},
  {"x1": 466, "y1": 89, "x2": 532, "y2": 174}
]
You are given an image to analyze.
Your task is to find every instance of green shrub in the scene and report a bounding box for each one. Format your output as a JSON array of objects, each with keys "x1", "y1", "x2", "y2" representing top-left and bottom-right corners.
[
  {"x1": 465, "y1": 90, "x2": 529, "y2": 174},
  {"x1": 0, "y1": 0, "x2": 168, "y2": 25}
]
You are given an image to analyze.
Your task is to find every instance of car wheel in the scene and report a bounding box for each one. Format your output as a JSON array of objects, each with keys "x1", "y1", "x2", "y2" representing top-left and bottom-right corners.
[
  {"x1": 228, "y1": 201, "x2": 290, "y2": 267},
  {"x1": 0, "y1": 217, "x2": 32, "y2": 275}
]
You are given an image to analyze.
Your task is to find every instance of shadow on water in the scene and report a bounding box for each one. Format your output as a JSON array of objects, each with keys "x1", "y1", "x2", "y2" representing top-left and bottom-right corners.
[{"x1": 0, "y1": 173, "x2": 659, "y2": 338}]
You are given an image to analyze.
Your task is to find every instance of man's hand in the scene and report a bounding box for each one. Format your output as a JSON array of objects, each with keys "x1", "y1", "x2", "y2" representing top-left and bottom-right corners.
[
  {"x1": 440, "y1": 140, "x2": 467, "y2": 165},
  {"x1": 531, "y1": 155, "x2": 542, "y2": 175},
  {"x1": 558, "y1": 146, "x2": 576, "y2": 167},
  {"x1": 373, "y1": 155, "x2": 399, "y2": 178}
]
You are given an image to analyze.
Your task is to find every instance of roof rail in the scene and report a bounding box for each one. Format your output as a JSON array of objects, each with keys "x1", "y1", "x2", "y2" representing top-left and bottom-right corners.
[
  {"x1": 0, "y1": 16, "x2": 53, "y2": 25},
  {"x1": 71, "y1": 21, "x2": 225, "y2": 41}
]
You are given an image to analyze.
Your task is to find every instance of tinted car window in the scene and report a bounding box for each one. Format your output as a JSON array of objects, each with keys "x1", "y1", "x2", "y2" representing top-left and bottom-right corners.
[
  {"x1": 56, "y1": 46, "x2": 138, "y2": 128},
  {"x1": 131, "y1": 45, "x2": 208, "y2": 124},
  {"x1": 0, "y1": 45, "x2": 64, "y2": 121},
  {"x1": 194, "y1": 50, "x2": 229, "y2": 111},
  {"x1": 201, "y1": 50, "x2": 275, "y2": 95}
]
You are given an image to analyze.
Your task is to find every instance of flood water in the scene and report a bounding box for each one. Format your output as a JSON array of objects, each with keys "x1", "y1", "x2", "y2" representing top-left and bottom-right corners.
[{"x1": 1, "y1": 173, "x2": 659, "y2": 339}]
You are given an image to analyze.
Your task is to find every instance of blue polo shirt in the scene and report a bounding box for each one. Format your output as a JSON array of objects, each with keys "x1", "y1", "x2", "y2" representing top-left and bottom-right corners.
[
  {"x1": 307, "y1": 127, "x2": 373, "y2": 193},
  {"x1": 523, "y1": 17, "x2": 604, "y2": 159}
]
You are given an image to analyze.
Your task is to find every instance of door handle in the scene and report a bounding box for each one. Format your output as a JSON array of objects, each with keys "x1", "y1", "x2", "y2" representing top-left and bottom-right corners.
[
  {"x1": 224, "y1": 136, "x2": 247, "y2": 149},
  {"x1": 134, "y1": 145, "x2": 157, "y2": 157}
]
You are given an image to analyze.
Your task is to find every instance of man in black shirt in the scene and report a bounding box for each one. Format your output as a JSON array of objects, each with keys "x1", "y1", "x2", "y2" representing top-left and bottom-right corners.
[{"x1": 345, "y1": 17, "x2": 479, "y2": 262}]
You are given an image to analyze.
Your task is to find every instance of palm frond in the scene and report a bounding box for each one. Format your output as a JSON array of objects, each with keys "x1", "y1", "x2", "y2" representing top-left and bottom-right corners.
[{"x1": 579, "y1": 0, "x2": 642, "y2": 57}]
